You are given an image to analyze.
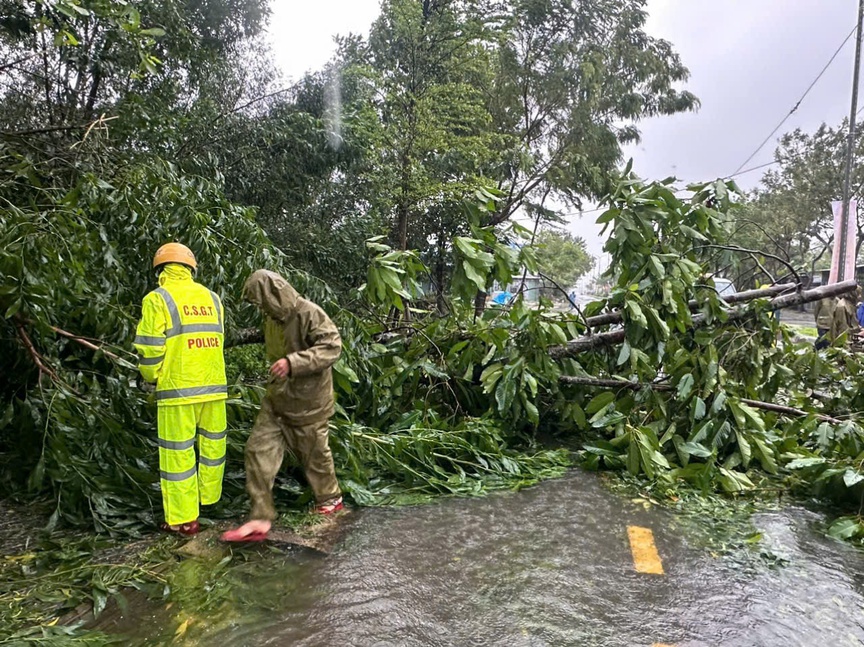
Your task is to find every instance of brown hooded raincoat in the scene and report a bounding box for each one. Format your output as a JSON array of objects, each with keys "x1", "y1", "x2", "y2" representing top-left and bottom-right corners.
[{"x1": 242, "y1": 270, "x2": 342, "y2": 517}]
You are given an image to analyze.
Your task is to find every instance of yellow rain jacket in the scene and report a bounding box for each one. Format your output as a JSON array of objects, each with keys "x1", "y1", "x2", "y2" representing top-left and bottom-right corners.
[{"x1": 134, "y1": 264, "x2": 227, "y2": 405}]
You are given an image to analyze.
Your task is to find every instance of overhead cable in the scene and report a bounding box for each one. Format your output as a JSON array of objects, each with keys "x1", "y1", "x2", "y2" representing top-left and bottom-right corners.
[{"x1": 730, "y1": 24, "x2": 858, "y2": 177}]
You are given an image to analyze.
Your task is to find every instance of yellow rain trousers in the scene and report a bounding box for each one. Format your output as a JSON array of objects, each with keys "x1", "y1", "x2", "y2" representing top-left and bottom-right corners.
[{"x1": 134, "y1": 264, "x2": 228, "y2": 526}]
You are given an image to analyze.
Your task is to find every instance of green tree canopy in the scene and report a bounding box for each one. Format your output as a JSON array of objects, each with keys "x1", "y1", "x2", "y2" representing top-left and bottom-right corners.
[
  {"x1": 728, "y1": 121, "x2": 864, "y2": 287},
  {"x1": 534, "y1": 229, "x2": 595, "y2": 288}
]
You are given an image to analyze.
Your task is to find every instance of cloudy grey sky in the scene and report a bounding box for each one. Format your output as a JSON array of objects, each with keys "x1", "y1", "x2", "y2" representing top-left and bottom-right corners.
[{"x1": 267, "y1": 0, "x2": 862, "y2": 270}]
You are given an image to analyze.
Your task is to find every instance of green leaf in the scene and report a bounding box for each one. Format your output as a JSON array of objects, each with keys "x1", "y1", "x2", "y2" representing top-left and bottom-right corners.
[
  {"x1": 479, "y1": 363, "x2": 503, "y2": 393},
  {"x1": 680, "y1": 442, "x2": 712, "y2": 458},
  {"x1": 753, "y1": 438, "x2": 778, "y2": 474},
  {"x1": 785, "y1": 457, "x2": 827, "y2": 469},
  {"x1": 523, "y1": 399, "x2": 540, "y2": 425},
  {"x1": 627, "y1": 438, "x2": 641, "y2": 475},
  {"x1": 828, "y1": 517, "x2": 863, "y2": 540},
  {"x1": 625, "y1": 300, "x2": 648, "y2": 328},
  {"x1": 139, "y1": 27, "x2": 166, "y2": 37},
  {"x1": 718, "y1": 467, "x2": 754, "y2": 492},
  {"x1": 676, "y1": 374, "x2": 694, "y2": 399},
  {"x1": 495, "y1": 376, "x2": 517, "y2": 413},
  {"x1": 596, "y1": 209, "x2": 618, "y2": 224},
  {"x1": 334, "y1": 360, "x2": 360, "y2": 383},
  {"x1": 92, "y1": 587, "x2": 108, "y2": 618},
  {"x1": 585, "y1": 391, "x2": 615, "y2": 414},
  {"x1": 692, "y1": 397, "x2": 706, "y2": 421},
  {"x1": 844, "y1": 469, "x2": 864, "y2": 488},
  {"x1": 27, "y1": 458, "x2": 45, "y2": 493},
  {"x1": 5, "y1": 299, "x2": 21, "y2": 318},
  {"x1": 462, "y1": 260, "x2": 487, "y2": 291},
  {"x1": 658, "y1": 423, "x2": 676, "y2": 446},
  {"x1": 736, "y1": 431, "x2": 752, "y2": 468},
  {"x1": 617, "y1": 341, "x2": 631, "y2": 366},
  {"x1": 710, "y1": 391, "x2": 727, "y2": 415}
]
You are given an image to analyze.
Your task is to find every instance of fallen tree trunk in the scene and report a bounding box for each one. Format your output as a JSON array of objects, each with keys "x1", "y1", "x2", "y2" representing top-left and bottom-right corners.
[
  {"x1": 229, "y1": 281, "x2": 855, "y2": 351},
  {"x1": 227, "y1": 327, "x2": 263, "y2": 348},
  {"x1": 558, "y1": 376, "x2": 843, "y2": 424},
  {"x1": 584, "y1": 283, "x2": 798, "y2": 328},
  {"x1": 550, "y1": 280, "x2": 857, "y2": 360}
]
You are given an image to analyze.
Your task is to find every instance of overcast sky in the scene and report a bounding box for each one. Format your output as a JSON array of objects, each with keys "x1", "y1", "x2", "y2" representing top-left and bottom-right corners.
[{"x1": 267, "y1": 0, "x2": 862, "y2": 275}]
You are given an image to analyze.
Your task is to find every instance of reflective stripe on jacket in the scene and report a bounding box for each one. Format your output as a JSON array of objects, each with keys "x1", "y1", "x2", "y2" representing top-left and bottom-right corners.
[{"x1": 134, "y1": 264, "x2": 227, "y2": 406}]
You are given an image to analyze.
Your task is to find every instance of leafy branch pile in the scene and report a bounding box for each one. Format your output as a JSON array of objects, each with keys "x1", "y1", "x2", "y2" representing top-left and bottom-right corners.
[
  {"x1": 4, "y1": 0, "x2": 864, "y2": 547},
  {"x1": 553, "y1": 175, "x2": 864, "y2": 540}
]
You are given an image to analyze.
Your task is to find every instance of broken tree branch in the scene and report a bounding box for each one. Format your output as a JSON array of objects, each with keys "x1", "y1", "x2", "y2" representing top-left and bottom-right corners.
[
  {"x1": 49, "y1": 325, "x2": 128, "y2": 363},
  {"x1": 585, "y1": 282, "x2": 798, "y2": 328},
  {"x1": 226, "y1": 327, "x2": 264, "y2": 348},
  {"x1": 536, "y1": 271, "x2": 592, "y2": 334},
  {"x1": 688, "y1": 244, "x2": 802, "y2": 286},
  {"x1": 550, "y1": 280, "x2": 858, "y2": 359},
  {"x1": 558, "y1": 376, "x2": 843, "y2": 424},
  {"x1": 15, "y1": 321, "x2": 59, "y2": 383}
]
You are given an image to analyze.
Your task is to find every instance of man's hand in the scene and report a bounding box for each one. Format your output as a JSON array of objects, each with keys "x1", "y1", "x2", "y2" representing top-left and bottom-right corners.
[
  {"x1": 270, "y1": 358, "x2": 290, "y2": 379},
  {"x1": 135, "y1": 375, "x2": 156, "y2": 393}
]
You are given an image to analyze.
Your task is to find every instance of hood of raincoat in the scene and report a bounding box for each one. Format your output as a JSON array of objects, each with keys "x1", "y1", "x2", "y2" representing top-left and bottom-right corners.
[
  {"x1": 243, "y1": 270, "x2": 300, "y2": 321},
  {"x1": 158, "y1": 263, "x2": 193, "y2": 286}
]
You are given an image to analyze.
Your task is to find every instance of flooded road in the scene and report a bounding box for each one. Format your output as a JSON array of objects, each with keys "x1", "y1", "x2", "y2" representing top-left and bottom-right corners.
[{"x1": 110, "y1": 471, "x2": 864, "y2": 646}]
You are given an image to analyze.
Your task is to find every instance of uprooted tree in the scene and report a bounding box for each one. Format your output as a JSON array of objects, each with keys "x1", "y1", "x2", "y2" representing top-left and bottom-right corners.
[{"x1": 6, "y1": 158, "x2": 864, "y2": 542}]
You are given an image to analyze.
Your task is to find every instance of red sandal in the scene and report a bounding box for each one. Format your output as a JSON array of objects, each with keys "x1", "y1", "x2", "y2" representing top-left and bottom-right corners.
[
  {"x1": 220, "y1": 527, "x2": 269, "y2": 543},
  {"x1": 159, "y1": 520, "x2": 200, "y2": 536},
  {"x1": 314, "y1": 497, "x2": 344, "y2": 515}
]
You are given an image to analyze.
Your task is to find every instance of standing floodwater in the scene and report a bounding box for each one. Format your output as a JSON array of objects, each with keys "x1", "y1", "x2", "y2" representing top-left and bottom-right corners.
[{"x1": 112, "y1": 471, "x2": 864, "y2": 646}]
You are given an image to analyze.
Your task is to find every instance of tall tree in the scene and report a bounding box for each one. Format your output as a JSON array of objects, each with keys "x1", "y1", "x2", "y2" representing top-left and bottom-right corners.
[
  {"x1": 729, "y1": 121, "x2": 864, "y2": 287},
  {"x1": 362, "y1": 0, "x2": 501, "y2": 250},
  {"x1": 484, "y1": 0, "x2": 699, "y2": 224}
]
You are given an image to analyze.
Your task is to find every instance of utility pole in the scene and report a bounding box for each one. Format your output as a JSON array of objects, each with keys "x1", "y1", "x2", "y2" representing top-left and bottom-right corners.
[{"x1": 839, "y1": 0, "x2": 864, "y2": 281}]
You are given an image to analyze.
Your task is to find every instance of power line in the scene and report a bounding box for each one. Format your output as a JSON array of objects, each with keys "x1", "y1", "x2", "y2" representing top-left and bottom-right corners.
[
  {"x1": 729, "y1": 104, "x2": 864, "y2": 180},
  {"x1": 729, "y1": 160, "x2": 779, "y2": 179},
  {"x1": 560, "y1": 206, "x2": 606, "y2": 217},
  {"x1": 731, "y1": 24, "x2": 858, "y2": 177}
]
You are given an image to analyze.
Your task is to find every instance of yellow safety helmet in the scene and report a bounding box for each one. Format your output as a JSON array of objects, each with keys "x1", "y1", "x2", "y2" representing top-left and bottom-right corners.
[{"x1": 152, "y1": 242, "x2": 197, "y2": 270}]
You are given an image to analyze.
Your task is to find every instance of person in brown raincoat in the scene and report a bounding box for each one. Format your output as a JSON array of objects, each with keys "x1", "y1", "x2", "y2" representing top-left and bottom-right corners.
[
  {"x1": 222, "y1": 270, "x2": 343, "y2": 542},
  {"x1": 814, "y1": 297, "x2": 836, "y2": 350},
  {"x1": 831, "y1": 293, "x2": 859, "y2": 342}
]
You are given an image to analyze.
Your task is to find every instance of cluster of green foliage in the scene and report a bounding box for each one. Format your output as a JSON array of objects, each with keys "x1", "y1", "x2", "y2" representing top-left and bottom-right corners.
[
  {"x1": 533, "y1": 229, "x2": 595, "y2": 290},
  {"x1": 15, "y1": 0, "x2": 864, "y2": 641},
  {"x1": 6, "y1": 0, "x2": 864, "y2": 575}
]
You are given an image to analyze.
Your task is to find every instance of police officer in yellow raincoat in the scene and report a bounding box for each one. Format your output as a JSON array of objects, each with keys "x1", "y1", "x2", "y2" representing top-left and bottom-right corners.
[
  {"x1": 134, "y1": 243, "x2": 228, "y2": 536},
  {"x1": 222, "y1": 270, "x2": 342, "y2": 543}
]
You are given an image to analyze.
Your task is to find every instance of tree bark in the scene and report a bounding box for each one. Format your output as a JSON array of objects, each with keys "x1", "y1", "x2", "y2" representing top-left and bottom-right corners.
[
  {"x1": 473, "y1": 290, "x2": 487, "y2": 320},
  {"x1": 584, "y1": 283, "x2": 798, "y2": 328},
  {"x1": 226, "y1": 327, "x2": 264, "y2": 348}
]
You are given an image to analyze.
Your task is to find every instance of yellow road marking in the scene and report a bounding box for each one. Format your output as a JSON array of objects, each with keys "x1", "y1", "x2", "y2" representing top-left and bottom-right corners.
[
  {"x1": 652, "y1": 644, "x2": 675, "y2": 647},
  {"x1": 627, "y1": 525, "x2": 664, "y2": 575}
]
